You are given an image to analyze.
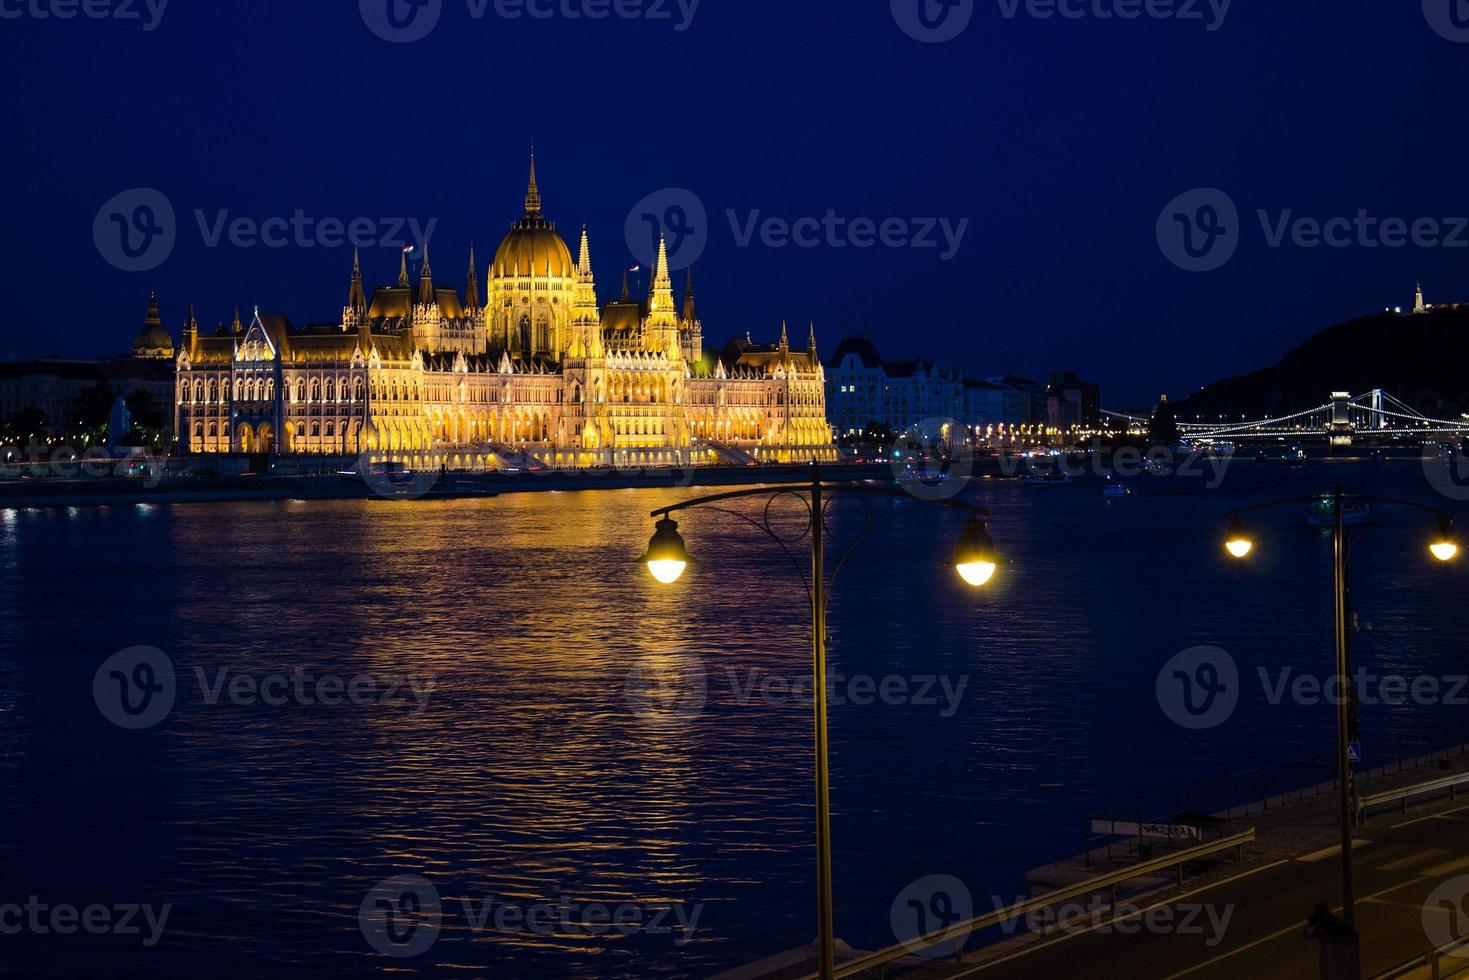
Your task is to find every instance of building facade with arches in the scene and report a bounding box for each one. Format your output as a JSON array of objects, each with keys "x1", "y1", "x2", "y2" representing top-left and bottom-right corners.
[{"x1": 172, "y1": 160, "x2": 835, "y2": 469}]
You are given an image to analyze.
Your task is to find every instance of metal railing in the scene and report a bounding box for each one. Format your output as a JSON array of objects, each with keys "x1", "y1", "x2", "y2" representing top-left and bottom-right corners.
[
  {"x1": 794, "y1": 829, "x2": 1256, "y2": 980},
  {"x1": 1370, "y1": 936, "x2": 1469, "y2": 979},
  {"x1": 1358, "y1": 770, "x2": 1469, "y2": 822}
]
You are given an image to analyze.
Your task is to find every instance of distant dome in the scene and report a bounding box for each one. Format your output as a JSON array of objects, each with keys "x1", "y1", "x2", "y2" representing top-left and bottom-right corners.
[
  {"x1": 491, "y1": 155, "x2": 575, "y2": 281},
  {"x1": 133, "y1": 292, "x2": 174, "y2": 357}
]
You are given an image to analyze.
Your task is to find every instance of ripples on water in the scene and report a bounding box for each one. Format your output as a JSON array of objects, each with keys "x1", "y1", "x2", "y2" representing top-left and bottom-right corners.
[{"x1": 0, "y1": 461, "x2": 1464, "y2": 977}]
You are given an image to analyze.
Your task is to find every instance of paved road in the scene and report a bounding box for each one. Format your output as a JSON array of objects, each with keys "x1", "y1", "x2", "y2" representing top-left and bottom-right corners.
[{"x1": 958, "y1": 803, "x2": 1469, "y2": 979}]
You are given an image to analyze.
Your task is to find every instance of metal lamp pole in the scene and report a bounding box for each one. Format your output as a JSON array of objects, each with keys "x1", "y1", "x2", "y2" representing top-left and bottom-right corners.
[
  {"x1": 642, "y1": 463, "x2": 997, "y2": 980},
  {"x1": 1225, "y1": 485, "x2": 1460, "y2": 979}
]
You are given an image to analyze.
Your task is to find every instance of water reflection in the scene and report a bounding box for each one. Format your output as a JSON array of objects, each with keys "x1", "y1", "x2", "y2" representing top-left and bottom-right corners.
[{"x1": 0, "y1": 462, "x2": 1462, "y2": 976}]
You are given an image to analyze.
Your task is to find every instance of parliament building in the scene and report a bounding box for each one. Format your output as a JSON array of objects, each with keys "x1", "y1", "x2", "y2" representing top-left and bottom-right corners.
[{"x1": 164, "y1": 158, "x2": 835, "y2": 469}]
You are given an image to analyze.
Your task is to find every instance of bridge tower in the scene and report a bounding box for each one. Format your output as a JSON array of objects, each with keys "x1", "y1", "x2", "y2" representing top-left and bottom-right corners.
[
  {"x1": 1329, "y1": 391, "x2": 1354, "y2": 447},
  {"x1": 1370, "y1": 389, "x2": 1385, "y2": 430}
]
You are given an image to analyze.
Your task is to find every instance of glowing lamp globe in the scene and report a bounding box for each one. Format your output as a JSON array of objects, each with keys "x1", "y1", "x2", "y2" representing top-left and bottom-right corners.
[
  {"x1": 642, "y1": 517, "x2": 691, "y2": 584},
  {"x1": 1224, "y1": 516, "x2": 1254, "y2": 559},
  {"x1": 1430, "y1": 517, "x2": 1460, "y2": 563},
  {"x1": 952, "y1": 518, "x2": 999, "y2": 588}
]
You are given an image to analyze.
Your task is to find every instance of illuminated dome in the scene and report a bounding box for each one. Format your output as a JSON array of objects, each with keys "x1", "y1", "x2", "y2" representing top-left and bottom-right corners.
[{"x1": 491, "y1": 156, "x2": 574, "y2": 280}]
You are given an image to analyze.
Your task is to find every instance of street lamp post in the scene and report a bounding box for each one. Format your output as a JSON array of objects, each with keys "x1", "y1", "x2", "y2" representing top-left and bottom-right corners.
[
  {"x1": 640, "y1": 463, "x2": 999, "y2": 980},
  {"x1": 1221, "y1": 483, "x2": 1459, "y2": 979}
]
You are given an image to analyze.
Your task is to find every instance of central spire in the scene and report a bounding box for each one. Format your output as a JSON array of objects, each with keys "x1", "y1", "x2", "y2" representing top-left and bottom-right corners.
[{"x1": 524, "y1": 145, "x2": 542, "y2": 216}]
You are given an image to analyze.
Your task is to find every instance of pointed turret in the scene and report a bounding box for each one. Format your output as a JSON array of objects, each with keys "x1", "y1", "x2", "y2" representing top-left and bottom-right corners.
[
  {"x1": 464, "y1": 244, "x2": 481, "y2": 309},
  {"x1": 779, "y1": 320, "x2": 789, "y2": 350},
  {"x1": 348, "y1": 248, "x2": 367, "y2": 312},
  {"x1": 682, "y1": 266, "x2": 697, "y2": 323},
  {"x1": 418, "y1": 241, "x2": 435, "y2": 305},
  {"x1": 398, "y1": 248, "x2": 410, "y2": 287},
  {"x1": 644, "y1": 232, "x2": 680, "y2": 358},
  {"x1": 807, "y1": 321, "x2": 818, "y2": 353},
  {"x1": 232, "y1": 306, "x2": 243, "y2": 334},
  {"x1": 621, "y1": 268, "x2": 631, "y2": 302},
  {"x1": 524, "y1": 145, "x2": 542, "y2": 217},
  {"x1": 569, "y1": 225, "x2": 604, "y2": 358}
]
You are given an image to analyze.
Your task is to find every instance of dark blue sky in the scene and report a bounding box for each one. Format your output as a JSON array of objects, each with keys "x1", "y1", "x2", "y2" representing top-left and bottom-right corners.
[{"x1": 2, "y1": 1, "x2": 1464, "y2": 406}]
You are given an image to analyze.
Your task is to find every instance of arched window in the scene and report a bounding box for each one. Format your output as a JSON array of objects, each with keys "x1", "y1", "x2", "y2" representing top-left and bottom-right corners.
[
  {"x1": 194, "y1": 379, "x2": 205, "y2": 403},
  {"x1": 324, "y1": 378, "x2": 335, "y2": 402},
  {"x1": 310, "y1": 378, "x2": 321, "y2": 401},
  {"x1": 354, "y1": 378, "x2": 365, "y2": 401}
]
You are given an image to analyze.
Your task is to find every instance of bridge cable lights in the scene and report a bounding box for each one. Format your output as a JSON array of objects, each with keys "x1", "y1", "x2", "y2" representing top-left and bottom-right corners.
[
  {"x1": 639, "y1": 463, "x2": 1000, "y2": 980},
  {"x1": 1217, "y1": 484, "x2": 1459, "y2": 972}
]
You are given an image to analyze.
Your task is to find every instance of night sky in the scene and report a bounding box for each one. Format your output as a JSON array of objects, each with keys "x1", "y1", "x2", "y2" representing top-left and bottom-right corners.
[{"x1": 3, "y1": 1, "x2": 1465, "y2": 407}]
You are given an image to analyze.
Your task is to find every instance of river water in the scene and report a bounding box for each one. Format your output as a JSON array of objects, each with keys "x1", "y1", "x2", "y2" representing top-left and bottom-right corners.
[{"x1": 0, "y1": 459, "x2": 1464, "y2": 977}]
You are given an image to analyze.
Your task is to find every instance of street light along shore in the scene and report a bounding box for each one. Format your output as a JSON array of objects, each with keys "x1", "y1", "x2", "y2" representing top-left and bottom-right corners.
[
  {"x1": 1220, "y1": 484, "x2": 1458, "y2": 980},
  {"x1": 640, "y1": 463, "x2": 1000, "y2": 980}
]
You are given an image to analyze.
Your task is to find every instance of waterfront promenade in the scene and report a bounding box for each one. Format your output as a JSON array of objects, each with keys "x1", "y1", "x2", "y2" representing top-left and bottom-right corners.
[{"x1": 723, "y1": 746, "x2": 1469, "y2": 979}]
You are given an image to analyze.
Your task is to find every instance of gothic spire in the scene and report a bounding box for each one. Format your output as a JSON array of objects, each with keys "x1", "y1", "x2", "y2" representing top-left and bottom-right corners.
[
  {"x1": 418, "y1": 241, "x2": 434, "y2": 305},
  {"x1": 621, "y1": 267, "x2": 631, "y2": 302},
  {"x1": 464, "y1": 244, "x2": 480, "y2": 309},
  {"x1": 578, "y1": 223, "x2": 593, "y2": 276},
  {"x1": 398, "y1": 248, "x2": 410, "y2": 287},
  {"x1": 682, "y1": 266, "x2": 696, "y2": 322},
  {"x1": 348, "y1": 247, "x2": 367, "y2": 311},
  {"x1": 524, "y1": 145, "x2": 542, "y2": 216},
  {"x1": 779, "y1": 320, "x2": 789, "y2": 348},
  {"x1": 807, "y1": 320, "x2": 817, "y2": 352}
]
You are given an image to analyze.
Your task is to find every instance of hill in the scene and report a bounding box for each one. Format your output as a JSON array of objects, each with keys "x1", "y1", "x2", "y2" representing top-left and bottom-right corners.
[{"x1": 1173, "y1": 305, "x2": 1469, "y2": 421}]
